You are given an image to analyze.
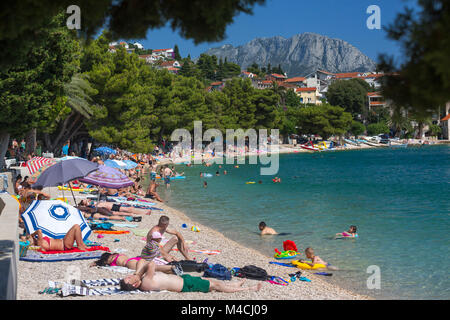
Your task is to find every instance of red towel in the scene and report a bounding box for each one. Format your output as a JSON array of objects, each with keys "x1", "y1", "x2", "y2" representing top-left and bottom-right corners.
[{"x1": 38, "y1": 246, "x2": 110, "y2": 254}]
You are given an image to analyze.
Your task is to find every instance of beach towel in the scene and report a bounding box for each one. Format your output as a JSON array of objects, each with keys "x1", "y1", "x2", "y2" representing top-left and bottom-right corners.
[
  {"x1": 20, "y1": 249, "x2": 107, "y2": 262},
  {"x1": 132, "y1": 229, "x2": 148, "y2": 237},
  {"x1": 48, "y1": 279, "x2": 165, "y2": 297},
  {"x1": 100, "y1": 266, "x2": 134, "y2": 274},
  {"x1": 93, "y1": 230, "x2": 130, "y2": 235},
  {"x1": 38, "y1": 246, "x2": 109, "y2": 255},
  {"x1": 171, "y1": 248, "x2": 220, "y2": 255}
]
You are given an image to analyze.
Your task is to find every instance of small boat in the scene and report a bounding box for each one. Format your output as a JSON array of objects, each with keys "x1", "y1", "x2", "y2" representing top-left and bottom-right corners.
[
  {"x1": 344, "y1": 139, "x2": 360, "y2": 146},
  {"x1": 300, "y1": 141, "x2": 319, "y2": 152},
  {"x1": 358, "y1": 139, "x2": 381, "y2": 147}
]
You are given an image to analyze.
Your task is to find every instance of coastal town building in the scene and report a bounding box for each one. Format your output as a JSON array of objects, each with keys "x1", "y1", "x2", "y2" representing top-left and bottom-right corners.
[
  {"x1": 439, "y1": 102, "x2": 450, "y2": 140},
  {"x1": 156, "y1": 60, "x2": 182, "y2": 74},
  {"x1": 367, "y1": 92, "x2": 386, "y2": 111},
  {"x1": 239, "y1": 71, "x2": 256, "y2": 78},
  {"x1": 284, "y1": 77, "x2": 306, "y2": 87},
  {"x1": 151, "y1": 48, "x2": 175, "y2": 60},
  {"x1": 295, "y1": 87, "x2": 322, "y2": 105},
  {"x1": 265, "y1": 73, "x2": 287, "y2": 83}
]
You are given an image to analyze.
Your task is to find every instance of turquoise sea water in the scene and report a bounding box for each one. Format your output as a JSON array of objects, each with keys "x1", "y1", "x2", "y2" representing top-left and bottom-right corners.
[{"x1": 157, "y1": 145, "x2": 450, "y2": 299}]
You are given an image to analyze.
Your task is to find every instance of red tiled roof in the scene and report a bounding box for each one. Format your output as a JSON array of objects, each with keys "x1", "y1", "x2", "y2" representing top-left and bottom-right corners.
[
  {"x1": 210, "y1": 82, "x2": 223, "y2": 86},
  {"x1": 441, "y1": 114, "x2": 450, "y2": 121},
  {"x1": 369, "y1": 101, "x2": 385, "y2": 105},
  {"x1": 139, "y1": 54, "x2": 152, "y2": 58},
  {"x1": 367, "y1": 92, "x2": 381, "y2": 96},
  {"x1": 270, "y1": 73, "x2": 287, "y2": 78},
  {"x1": 361, "y1": 74, "x2": 384, "y2": 78},
  {"x1": 160, "y1": 61, "x2": 175, "y2": 67},
  {"x1": 285, "y1": 77, "x2": 306, "y2": 83},
  {"x1": 153, "y1": 48, "x2": 172, "y2": 52},
  {"x1": 335, "y1": 72, "x2": 362, "y2": 79},
  {"x1": 167, "y1": 67, "x2": 178, "y2": 71},
  {"x1": 296, "y1": 87, "x2": 316, "y2": 92},
  {"x1": 261, "y1": 80, "x2": 273, "y2": 84},
  {"x1": 317, "y1": 70, "x2": 335, "y2": 75}
]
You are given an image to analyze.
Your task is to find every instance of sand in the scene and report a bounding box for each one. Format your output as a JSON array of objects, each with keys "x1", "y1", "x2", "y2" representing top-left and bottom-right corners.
[{"x1": 17, "y1": 186, "x2": 371, "y2": 300}]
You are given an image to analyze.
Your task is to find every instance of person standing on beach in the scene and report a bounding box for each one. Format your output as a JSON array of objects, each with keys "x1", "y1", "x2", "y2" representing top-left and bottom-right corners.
[
  {"x1": 163, "y1": 165, "x2": 173, "y2": 189},
  {"x1": 141, "y1": 215, "x2": 191, "y2": 263},
  {"x1": 62, "y1": 140, "x2": 70, "y2": 156}
]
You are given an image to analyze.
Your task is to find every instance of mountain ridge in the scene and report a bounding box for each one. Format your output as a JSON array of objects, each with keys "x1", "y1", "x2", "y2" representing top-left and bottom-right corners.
[{"x1": 203, "y1": 32, "x2": 377, "y2": 77}]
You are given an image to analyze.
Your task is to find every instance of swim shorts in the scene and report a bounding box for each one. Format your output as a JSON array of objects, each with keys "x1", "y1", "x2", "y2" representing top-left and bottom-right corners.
[
  {"x1": 181, "y1": 274, "x2": 210, "y2": 293},
  {"x1": 164, "y1": 177, "x2": 170, "y2": 184},
  {"x1": 111, "y1": 204, "x2": 121, "y2": 212}
]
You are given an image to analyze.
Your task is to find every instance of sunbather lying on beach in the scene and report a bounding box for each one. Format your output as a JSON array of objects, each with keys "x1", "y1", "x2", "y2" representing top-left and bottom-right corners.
[
  {"x1": 141, "y1": 215, "x2": 190, "y2": 263},
  {"x1": 27, "y1": 224, "x2": 88, "y2": 251},
  {"x1": 90, "y1": 252, "x2": 179, "y2": 273},
  {"x1": 120, "y1": 260, "x2": 262, "y2": 293},
  {"x1": 78, "y1": 199, "x2": 151, "y2": 216},
  {"x1": 300, "y1": 247, "x2": 339, "y2": 271},
  {"x1": 335, "y1": 225, "x2": 358, "y2": 238},
  {"x1": 259, "y1": 221, "x2": 278, "y2": 235}
]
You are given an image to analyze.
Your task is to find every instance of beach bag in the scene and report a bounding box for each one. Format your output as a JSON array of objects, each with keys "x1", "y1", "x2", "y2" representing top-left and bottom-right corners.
[
  {"x1": 169, "y1": 260, "x2": 208, "y2": 273},
  {"x1": 235, "y1": 265, "x2": 269, "y2": 281},
  {"x1": 203, "y1": 263, "x2": 232, "y2": 280}
]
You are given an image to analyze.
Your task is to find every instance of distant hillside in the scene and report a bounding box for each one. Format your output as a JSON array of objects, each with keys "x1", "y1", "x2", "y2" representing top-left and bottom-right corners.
[{"x1": 203, "y1": 33, "x2": 376, "y2": 77}]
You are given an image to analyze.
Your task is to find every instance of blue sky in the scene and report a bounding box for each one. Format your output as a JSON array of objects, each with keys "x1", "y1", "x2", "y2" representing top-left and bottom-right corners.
[{"x1": 133, "y1": 0, "x2": 418, "y2": 63}]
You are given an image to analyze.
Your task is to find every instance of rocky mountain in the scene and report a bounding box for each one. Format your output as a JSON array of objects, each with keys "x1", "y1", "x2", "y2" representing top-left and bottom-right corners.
[{"x1": 203, "y1": 33, "x2": 376, "y2": 77}]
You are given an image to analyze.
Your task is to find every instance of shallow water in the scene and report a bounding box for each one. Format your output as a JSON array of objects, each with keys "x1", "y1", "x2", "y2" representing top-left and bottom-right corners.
[{"x1": 154, "y1": 145, "x2": 450, "y2": 299}]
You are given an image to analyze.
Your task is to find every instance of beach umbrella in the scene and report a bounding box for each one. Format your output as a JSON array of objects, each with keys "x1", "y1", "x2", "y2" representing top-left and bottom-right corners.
[
  {"x1": 22, "y1": 200, "x2": 91, "y2": 241},
  {"x1": 26, "y1": 157, "x2": 56, "y2": 175},
  {"x1": 32, "y1": 159, "x2": 99, "y2": 204},
  {"x1": 32, "y1": 159, "x2": 99, "y2": 188},
  {"x1": 123, "y1": 160, "x2": 138, "y2": 169},
  {"x1": 94, "y1": 146, "x2": 116, "y2": 156},
  {"x1": 78, "y1": 165, "x2": 133, "y2": 189},
  {"x1": 104, "y1": 159, "x2": 128, "y2": 170}
]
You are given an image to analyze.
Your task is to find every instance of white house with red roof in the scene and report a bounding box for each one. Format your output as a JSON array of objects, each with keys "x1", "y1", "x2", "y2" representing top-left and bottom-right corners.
[
  {"x1": 151, "y1": 48, "x2": 174, "y2": 60},
  {"x1": 240, "y1": 70, "x2": 256, "y2": 78},
  {"x1": 295, "y1": 87, "x2": 321, "y2": 105}
]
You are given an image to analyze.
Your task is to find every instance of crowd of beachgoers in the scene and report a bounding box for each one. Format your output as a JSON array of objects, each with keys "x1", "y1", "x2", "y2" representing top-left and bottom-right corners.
[{"x1": 7, "y1": 137, "x2": 373, "y2": 300}]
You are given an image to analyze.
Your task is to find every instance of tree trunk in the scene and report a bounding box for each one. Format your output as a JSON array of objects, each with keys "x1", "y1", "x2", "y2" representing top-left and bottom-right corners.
[
  {"x1": 0, "y1": 131, "x2": 10, "y2": 169},
  {"x1": 25, "y1": 128, "x2": 37, "y2": 155}
]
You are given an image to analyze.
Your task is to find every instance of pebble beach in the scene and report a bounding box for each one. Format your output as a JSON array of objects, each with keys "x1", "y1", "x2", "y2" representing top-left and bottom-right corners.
[{"x1": 17, "y1": 186, "x2": 371, "y2": 300}]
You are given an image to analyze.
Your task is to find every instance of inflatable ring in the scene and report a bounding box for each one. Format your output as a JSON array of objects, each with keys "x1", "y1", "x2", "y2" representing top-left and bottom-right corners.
[
  {"x1": 246, "y1": 182, "x2": 255, "y2": 184},
  {"x1": 291, "y1": 260, "x2": 326, "y2": 270},
  {"x1": 274, "y1": 250, "x2": 299, "y2": 260}
]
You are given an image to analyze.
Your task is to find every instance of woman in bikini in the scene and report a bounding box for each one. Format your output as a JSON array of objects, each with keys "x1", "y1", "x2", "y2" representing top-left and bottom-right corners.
[
  {"x1": 27, "y1": 224, "x2": 88, "y2": 251},
  {"x1": 91, "y1": 252, "x2": 180, "y2": 274}
]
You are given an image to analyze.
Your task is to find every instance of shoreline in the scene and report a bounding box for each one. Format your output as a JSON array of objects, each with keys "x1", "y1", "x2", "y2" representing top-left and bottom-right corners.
[{"x1": 17, "y1": 186, "x2": 372, "y2": 300}]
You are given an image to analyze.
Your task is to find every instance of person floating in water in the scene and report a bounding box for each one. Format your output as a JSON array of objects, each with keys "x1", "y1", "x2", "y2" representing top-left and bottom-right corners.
[
  {"x1": 259, "y1": 221, "x2": 278, "y2": 235},
  {"x1": 300, "y1": 247, "x2": 339, "y2": 271},
  {"x1": 272, "y1": 177, "x2": 281, "y2": 183},
  {"x1": 203, "y1": 181, "x2": 207, "y2": 188},
  {"x1": 335, "y1": 225, "x2": 358, "y2": 238}
]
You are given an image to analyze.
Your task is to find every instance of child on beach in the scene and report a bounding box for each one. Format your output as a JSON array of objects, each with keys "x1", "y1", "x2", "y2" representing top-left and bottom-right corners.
[
  {"x1": 120, "y1": 260, "x2": 262, "y2": 293},
  {"x1": 300, "y1": 247, "x2": 339, "y2": 271},
  {"x1": 259, "y1": 221, "x2": 278, "y2": 235},
  {"x1": 335, "y1": 225, "x2": 358, "y2": 238}
]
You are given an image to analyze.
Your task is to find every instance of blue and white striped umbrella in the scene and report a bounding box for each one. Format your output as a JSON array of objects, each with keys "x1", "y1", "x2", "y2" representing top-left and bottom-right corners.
[
  {"x1": 104, "y1": 159, "x2": 127, "y2": 170},
  {"x1": 22, "y1": 200, "x2": 91, "y2": 241}
]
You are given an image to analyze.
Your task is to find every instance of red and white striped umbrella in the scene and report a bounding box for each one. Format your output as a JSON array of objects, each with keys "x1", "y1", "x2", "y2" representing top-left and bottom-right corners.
[{"x1": 26, "y1": 157, "x2": 55, "y2": 175}]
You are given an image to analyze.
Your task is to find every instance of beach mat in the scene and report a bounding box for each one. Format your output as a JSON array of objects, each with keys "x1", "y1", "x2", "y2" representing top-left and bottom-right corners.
[
  {"x1": 172, "y1": 248, "x2": 220, "y2": 255},
  {"x1": 48, "y1": 278, "x2": 166, "y2": 297},
  {"x1": 21, "y1": 249, "x2": 109, "y2": 262},
  {"x1": 93, "y1": 230, "x2": 130, "y2": 235},
  {"x1": 37, "y1": 246, "x2": 109, "y2": 255}
]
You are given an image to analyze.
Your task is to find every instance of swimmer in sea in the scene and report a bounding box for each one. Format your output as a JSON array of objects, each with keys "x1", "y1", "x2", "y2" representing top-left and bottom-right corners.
[
  {"x1": 258, "y1": 221, "x2": 278, "y2": 235},
  {"x1": 203, "y1": 181, "x2": 207, "y2": 188},
  {"x1": 335, "y1": 225, "x2": 357, "y2": 238}
]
